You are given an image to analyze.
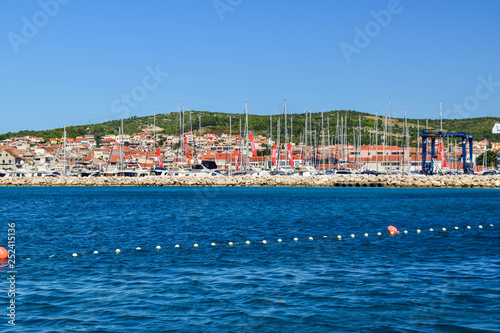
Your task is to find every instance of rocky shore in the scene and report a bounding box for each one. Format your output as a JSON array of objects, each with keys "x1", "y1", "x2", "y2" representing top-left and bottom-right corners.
[{"x1": 0, "y1": 174, "x2": 499, "y2": 188}]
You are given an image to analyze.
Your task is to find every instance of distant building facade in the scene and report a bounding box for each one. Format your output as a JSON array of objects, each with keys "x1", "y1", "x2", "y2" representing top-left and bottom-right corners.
[{"x1": 0, "y1": 150, "x2": 16, "y2": 168}]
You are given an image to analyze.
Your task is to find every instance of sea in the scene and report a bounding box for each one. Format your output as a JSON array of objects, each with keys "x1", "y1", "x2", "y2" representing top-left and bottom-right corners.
[{"x1": 1, "y1": 186, "x2": 499, "y2": 332}]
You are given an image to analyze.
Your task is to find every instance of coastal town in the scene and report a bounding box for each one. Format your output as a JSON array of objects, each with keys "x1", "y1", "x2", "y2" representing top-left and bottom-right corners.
[{"x1": 0, "y1": 122, "x2": 499, "y2": 178}]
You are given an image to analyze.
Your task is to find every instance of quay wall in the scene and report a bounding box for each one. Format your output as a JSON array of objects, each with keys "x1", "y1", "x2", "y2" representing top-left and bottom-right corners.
[{"x1": 0, "y1": 175, "x2": 499, "y2": 188}]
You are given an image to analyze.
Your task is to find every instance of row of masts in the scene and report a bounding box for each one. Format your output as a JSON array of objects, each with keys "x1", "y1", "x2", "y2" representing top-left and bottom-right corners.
[{"x1": 57, "y1": 99, "x2": 471, "y2": 173}]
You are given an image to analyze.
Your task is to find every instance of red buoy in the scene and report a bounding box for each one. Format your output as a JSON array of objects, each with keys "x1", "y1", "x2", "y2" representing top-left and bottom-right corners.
[
  {"x1": 0, "y1": 247, "x2": 8, "y2": 260},
  {"x1": 388, "y1": 225, "x2": 398, "y2": 235}
]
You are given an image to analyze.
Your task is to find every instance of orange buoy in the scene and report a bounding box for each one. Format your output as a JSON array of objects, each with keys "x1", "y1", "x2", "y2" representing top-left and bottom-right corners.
[
  {"x1": 0, "y1": 247, "x2": 8, "y2": 260},
  {"x1": 388, "y1": 225, "x2": 398, "y2": 235}
]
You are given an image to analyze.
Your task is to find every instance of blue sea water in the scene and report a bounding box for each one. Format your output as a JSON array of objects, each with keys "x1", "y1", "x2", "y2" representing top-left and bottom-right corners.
[{"x1": 1, "y1": 186, "x2": 499, "y2": 332}]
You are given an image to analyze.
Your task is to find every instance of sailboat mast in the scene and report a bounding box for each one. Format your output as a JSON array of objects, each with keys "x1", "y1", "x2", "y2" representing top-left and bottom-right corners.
[
  {"x1": 277, "y1": 116, "x2": 281, "y2": 170},
  {"x1": 389, "y1": 97, "x2": 392, "y2": 159},
  {"x1": 417, "y1": 119, "x2": 420, "y2": 171},
  {"x1": 229, "y1": 115, "x2": 232, "y2": 175},
  {"x1": 245, "y1": 101, "x2": 250, "y2": 170},
  {"x1": 63, "y1": 126, "x2": 66, "y2": 174},
  {"x1": 327, "y1": 116, "x2": 330, "y2": 171},
  {"x1": 375, "y1": 111, "x2": 378, "y2": 173},
  {"x1": 321, "y1": 112, "x2": 325, "y2": 171},
  {"x1": 153, "y1": 108, "x2": 156, "y2": 168},
  {"x1": 440, "y1": 102, "x2": 443, "y2": 132},
  {"x1": 304, "y1": 110, "x2": 307, "y2": 164},
  {"x1": 284, "y1": 100, "x2": 287, "y2": 145}
]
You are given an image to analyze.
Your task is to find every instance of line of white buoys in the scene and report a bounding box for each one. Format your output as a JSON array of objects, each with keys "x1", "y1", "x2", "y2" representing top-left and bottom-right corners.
[{"x1": 68, "y1": 224, "x2": 497, "y2": 257}]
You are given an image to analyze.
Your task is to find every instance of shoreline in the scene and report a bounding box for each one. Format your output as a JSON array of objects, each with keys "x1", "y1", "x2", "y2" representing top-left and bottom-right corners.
[{"x1": 0, "y1": 174, "x2": 499, "y2": 188}]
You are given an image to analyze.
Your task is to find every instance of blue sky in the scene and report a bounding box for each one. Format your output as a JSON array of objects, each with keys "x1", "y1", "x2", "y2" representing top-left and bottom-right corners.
[{"x1": 1, "y1": 0, "x2": 499, "y2": 133}]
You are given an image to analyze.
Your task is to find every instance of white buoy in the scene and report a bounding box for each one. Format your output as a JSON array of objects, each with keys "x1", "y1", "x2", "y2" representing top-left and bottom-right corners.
[
  {"x1": 72, "y1": 253, "x2": 78, "y2": 257},
  {"x1": 293, "y1": 238, "x2": 298, "y2": 241},
  {"x1": 136, "y1": 247, "x2": 141, "y2": 250},
  {"x1": 442, "y1": 228, "x2": 446, "y2": 231},
  {"x1": 490, "y1": 224, "x2": 494, "y2": 227},
  {"x1": 479, "y1": 225, "x2": 483, "y2": 229},
  {"x1": 323, "y1": 235, "x2": 327, "y2": 238},
  {"x1": 467, "y1": 226, "x2": 471, "y2": 229},
  {"x1": 115, "y1": 249, "x2": 121, "y2": 253},
  {"x1": 93, "y1": 251, "x2": 98, "y2": 254},
  {"x1": 309, "y1": 237, "x2": 314, "y2": 241},
  {"x1": 156, "y1": 245, "x2": 161, "y2": 249},
  {"x1": 278, "y1": 239, "x2": 282, "y2": 242},
  {"x1": 228, "y1": 242, "x2": 234, "y2": 246},
  {"x1": 175, "y1": 244, "x2": 180, "y2": 248},
  {"x1": 455, "y1": 227, "x2": 459, "y2": 230},
  {"x1": 211, "y1": 243, "x2": 216, "y2": 246},
  {"x1": 351, "y1": 234, "x2": 355, "y2": 238},
  {"x1": 390, "y1": 232, "x2": 395, "y2": 235},
  {"x1": 377, "y1": 232, "x2": 382, "y2": 236},
  {"x1": 245, "y1": 241, "x2": 250, "y2": 245},
  {"x1": 337, "y1": 235, "x2": 342, "y2": 240},
  {"x1": 404, "y1": 230, "x2": 408, "y2": 234},
  {"x1": 364, "y1": 233, "x2": 368, "y2": 237},
  {"x1": 417, "y1": 229, "x2": 421, "y2": 233},
  {"x1": 262, "y1": 240, "x2": 267, "y2": 244},
  {"x1": 429, "y1": 228, "x2": 434, "y2": 232},
  {"x1": 193, "y1": 244, "x2": 199, "y2": 248}
]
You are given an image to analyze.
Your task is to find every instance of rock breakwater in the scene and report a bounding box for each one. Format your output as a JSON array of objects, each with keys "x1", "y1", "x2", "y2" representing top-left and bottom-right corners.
[{"x1": 0, "y1": 175, "x2": 499, "y2": 188}]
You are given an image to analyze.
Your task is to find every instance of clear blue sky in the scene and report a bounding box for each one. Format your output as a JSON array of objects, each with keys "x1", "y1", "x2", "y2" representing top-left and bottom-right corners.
[{"x1": 1, "y1": 0, "x2": 499, "y2": 133}]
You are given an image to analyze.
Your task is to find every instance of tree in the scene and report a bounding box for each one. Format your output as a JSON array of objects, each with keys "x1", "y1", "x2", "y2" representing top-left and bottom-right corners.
[{"x1": 476, "y1": 150, "x2": 497, "y2": 168}]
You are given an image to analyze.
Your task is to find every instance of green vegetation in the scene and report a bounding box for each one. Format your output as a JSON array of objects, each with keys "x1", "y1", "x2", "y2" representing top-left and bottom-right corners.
[
  {"x1": 476, "y1": 151, "x2": 497, "y2": 168},
  {"x1": 0, "y1": 110, "x2": 498, "y2": 147}
]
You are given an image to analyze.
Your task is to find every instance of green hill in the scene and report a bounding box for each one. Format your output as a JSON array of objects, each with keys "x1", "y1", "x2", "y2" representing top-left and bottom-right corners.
[{"x1": 1, "y1": 110, "x2": 498, "y2": 147}]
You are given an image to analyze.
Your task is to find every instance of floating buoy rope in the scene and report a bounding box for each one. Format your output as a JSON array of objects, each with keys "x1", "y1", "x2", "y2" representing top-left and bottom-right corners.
[{"x1": 10, "y1": 224, "x2": 495, "y2": 259}]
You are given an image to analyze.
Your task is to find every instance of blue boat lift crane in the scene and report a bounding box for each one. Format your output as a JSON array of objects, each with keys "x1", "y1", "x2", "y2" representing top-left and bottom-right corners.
[{"x1": 421, "y1": 130, "x2": 474, "y2": 175}]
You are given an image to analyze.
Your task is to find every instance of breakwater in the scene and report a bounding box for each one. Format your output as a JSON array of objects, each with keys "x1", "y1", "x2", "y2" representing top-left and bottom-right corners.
[{"x1": 1, "y1": 174, "x2": 499, "y2": 188}]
